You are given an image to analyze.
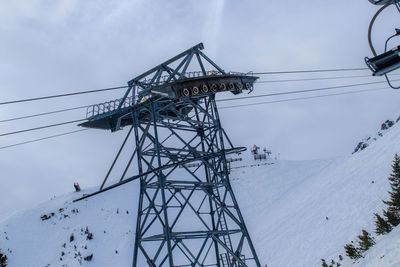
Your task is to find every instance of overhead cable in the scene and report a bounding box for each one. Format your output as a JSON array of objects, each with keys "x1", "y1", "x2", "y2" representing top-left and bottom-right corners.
[
  {"x1": 219, "y1": 87, "x2": 389, "y2": 109},
  {"x1": 0, "y1": 87, "x2": 390, "y2": 150},
  {"x1": 217, "y1": 79, "x2": 398, "y2": 102},
  {"x1": 0, "y1": 129, "x2": 89, "y2": 150},
  {"x1": 0, "y1": 85, "x2": 128, "y2": 106},
  {"x1": 0, "y1": 105, "x2": 90, "y2": 123},
  {"x1": 251, "y1": 67, "x2": 368, "y2": 75},
  {"x1": 255, "y1": 74, "x2": 396, "y2": 84},
  {"x1": 0, "y1": 119, "x2": 86, "y2": 137},
  {"x1": 0, "y1": 79, "x2": 395, "y2": 133},
  {"x1": 0, "y1": 76, "x2": 390, "y2": 124},
  {"x1": 0, "y1": 68, "x2": 370, "y2": 106}
]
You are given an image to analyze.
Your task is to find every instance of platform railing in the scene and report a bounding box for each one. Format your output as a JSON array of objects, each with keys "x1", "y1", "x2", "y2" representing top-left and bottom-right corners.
[{"x1": 86, "y1": 96, "x2": 134, "y2": 118}]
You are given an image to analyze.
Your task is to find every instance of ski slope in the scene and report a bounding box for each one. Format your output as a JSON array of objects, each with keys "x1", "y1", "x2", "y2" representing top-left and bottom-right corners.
[
  {"x1": 341, "y1": 226, "x2": 400, "y2": 267},
  {"x1": 1, "y1": 118, "x2": 400, "y2": 266}
]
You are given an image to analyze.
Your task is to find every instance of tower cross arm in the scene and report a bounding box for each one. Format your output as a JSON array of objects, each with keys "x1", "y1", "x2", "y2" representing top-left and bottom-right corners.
[{"x1": 127, "y1": 43, "x2": 204, "y2": 85}]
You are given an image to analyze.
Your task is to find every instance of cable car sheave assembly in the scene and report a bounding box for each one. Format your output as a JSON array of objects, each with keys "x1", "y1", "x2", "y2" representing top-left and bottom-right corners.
[
  {"x1": 366, "y1": 0, "x2": 400, "y2": 88},
  {"x1": 79, "y1": 42, "x2": 257, "y2": 132},
  {"x1": 76, "y1": 43, "x2": 262, "y2": 267}
]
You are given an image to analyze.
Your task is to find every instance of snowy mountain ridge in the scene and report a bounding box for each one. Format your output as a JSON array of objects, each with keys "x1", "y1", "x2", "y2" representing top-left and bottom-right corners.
[
  {"x1": 2, "y1": 117, "x2": 400, "y2": 266},
  {"x1": 352, "y1": 116, "x2": 400, "y2": 154}
]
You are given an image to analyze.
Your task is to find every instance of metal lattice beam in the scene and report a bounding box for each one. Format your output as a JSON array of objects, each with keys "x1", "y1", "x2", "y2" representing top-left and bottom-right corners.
[
  {"x1": 75, "y1": 44, "x2": 261, "y2": 267},
  {"x1": 126, "y1": 95, "x2": 261, "y2": 266}
]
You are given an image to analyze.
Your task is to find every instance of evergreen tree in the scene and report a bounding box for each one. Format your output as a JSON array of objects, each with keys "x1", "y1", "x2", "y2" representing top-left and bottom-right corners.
[
  {"x1": 357, "y1": 230, "x2": 375, "y2": 252},
  {"x1": 321, "y1": 259, "x2": 341, "y2": 267},
  {"x1": 384, "y1": 207, "x2": 400, "y2": 227},
  {"x1": 0, "y1": 251, "x2": 7, "y2": 267},
  {"x1": 383, "y1": 154, "x2": 400, "y2": 222},
  {"x1": 344, "y1": 243, "x2": 361, "y2": 259},
  {"x1": 374, "y1": 213, "x2": 392, "y2": 235},
  {"x1": 331, "y1": 259, "x2": 340, "y2": 267}
]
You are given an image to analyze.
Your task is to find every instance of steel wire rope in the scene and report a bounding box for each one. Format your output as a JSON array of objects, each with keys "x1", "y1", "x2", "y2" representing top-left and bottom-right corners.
[
  {"x1": 0, "y1": 75, "x2": 389, "y2": 123},
  {"x1": 217, "y1": 79, "x2": 399, "y2": 103},
  {"x1": 251, "y1": 68, "x2": 368, "y2": 75},
  {"x1": 0, "y1": 79, "x2": 397, "y2": 137},
  {"x1": 0, "y1": 86, "x2": 393, "y2": 150},
  {"x1": 0, "y1": 119, "x2": 86, "y2": 137},
  {"x1": 0, "y1": 67, "x2": 370, "y2": 106},
  {"x1": 218, "y1": 87, "x2": 389, "y2": 109},
  {"x1": 255, "y1": 74, "x2": 396, "y2": 84},
  {"x1": 0, "y1": 104, "x2": 91, "y2": 123},
  {"x1": 0, "y1": 85, "x2": 129, "y2": 106},
  {"x1": 0, "y1": 129, "x2": 89, "y2": 150}
]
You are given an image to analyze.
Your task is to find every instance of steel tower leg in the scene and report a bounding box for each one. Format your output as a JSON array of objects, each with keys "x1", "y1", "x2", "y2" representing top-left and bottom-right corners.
[
  {"x1": 213, "y1": 100, "x2": 262, "y2": 267},
  {"x1": 132, "y1": 95, "x2": 260, "y2": 267}
]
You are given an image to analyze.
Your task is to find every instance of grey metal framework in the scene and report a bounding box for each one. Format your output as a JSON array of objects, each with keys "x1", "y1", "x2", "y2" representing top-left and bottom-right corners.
[{"x1": 76, "y1": 43, "x2": 261, "y2": 267}]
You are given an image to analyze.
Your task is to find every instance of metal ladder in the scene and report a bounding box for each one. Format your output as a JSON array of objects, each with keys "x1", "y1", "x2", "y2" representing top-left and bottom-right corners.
[
  {"x1": 220, "y1": 253, "x2": 231, "y2": 267},
  {"x1": 214, "y1": 185, "x2": 235, "y2": 267},
  {"x1": 213, "y1": 186, "x2": 234, "y2": 253},
  {"x1": 220, "y1": 214, "x2": 233, "y2": 251}
]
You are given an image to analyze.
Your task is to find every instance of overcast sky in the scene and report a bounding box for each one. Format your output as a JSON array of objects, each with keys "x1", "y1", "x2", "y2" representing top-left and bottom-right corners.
[{"x1": 1, "y1": 0, "x2": 400, "y2": 220}]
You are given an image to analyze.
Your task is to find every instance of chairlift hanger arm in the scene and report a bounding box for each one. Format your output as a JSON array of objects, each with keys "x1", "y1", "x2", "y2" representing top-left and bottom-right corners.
[
  {"x1": 368, "y1": 3, "x2": 392, "y2": 57},
  {"x1": 366, "y1": 0, "x2": 400, "y2": 88}
]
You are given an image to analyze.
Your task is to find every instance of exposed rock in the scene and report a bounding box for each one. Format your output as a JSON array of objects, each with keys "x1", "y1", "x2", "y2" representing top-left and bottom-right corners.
[
  {"x1": 381, "y1": 120, "x2": 394, "y2": 130},
  {"x1": 353, "y1": 118, "x2": 397, "y2": 154},
  {"x1": 84, "y1": 254, "x2": 93, "y2": 261},
  {"x1": 353, "y1": 142, "x2": 369, "y2": 154}
]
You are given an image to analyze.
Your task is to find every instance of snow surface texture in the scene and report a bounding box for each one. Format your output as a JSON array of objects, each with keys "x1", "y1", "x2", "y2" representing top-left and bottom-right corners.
[
  {"x1": 2, "y1": 119, "x2": 400, "y2": 266},
  {"x1": 341, "y1": 226, "x2": 400, "y2": 267}
]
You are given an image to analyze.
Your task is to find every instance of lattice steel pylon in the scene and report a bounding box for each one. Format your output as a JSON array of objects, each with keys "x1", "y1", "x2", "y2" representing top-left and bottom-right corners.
[{"x1": 76, "y1": 43, "x2": 261, "y2": 267}]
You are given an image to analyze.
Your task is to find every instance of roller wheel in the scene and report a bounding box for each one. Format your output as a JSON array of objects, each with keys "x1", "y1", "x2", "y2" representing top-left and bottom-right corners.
[
  {"x1": 192, "y1": 86, "x2": 200, "y2": 95},
  {"x1": 182, "y1": 88, "x2": 190, "y2": 97}
]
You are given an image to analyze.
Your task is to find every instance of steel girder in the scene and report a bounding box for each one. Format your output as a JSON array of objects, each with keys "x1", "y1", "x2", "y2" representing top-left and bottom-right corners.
[
  {"x1": 75, "y1": 44, "x2": 262, "y2": 267},
  {"x1": 128, "y1": 95, "x2": 261, "y2": 267},
  {"x1": 78, "y1": 43, "x2": 258, "y2": 132}
]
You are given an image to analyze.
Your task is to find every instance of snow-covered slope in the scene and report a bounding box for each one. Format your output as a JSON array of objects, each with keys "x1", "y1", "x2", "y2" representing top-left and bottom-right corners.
[
  {"x1": 2, "y1": 119, "x2": 400, "y2": 267},
  {"x1": 235, "y1": 120, "x2": 400, "y2": 266},
  {"x1": 0, "y1": 184, "x2": 138, "y2": 267},
  {"x1": 341, "y1": 226, "x2": 400, "y2": 267}
]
